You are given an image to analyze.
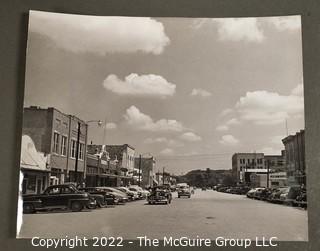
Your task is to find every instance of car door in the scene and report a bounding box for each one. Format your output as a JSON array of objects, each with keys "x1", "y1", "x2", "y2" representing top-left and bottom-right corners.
[{"x1": 41, "y1": 186, "x2": 63, "y2": 208}]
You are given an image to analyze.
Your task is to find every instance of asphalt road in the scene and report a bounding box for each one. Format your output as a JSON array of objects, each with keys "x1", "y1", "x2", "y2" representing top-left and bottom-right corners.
[{"x1": 18, "y1": 190, "x2": 308, "y2": 241}]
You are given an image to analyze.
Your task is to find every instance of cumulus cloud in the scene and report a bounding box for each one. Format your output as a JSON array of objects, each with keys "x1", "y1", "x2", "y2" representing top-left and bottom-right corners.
[
  {"x1": 180, "y1": 132, "x2": 202, "y2": 142},
  {"x1": 144, "y1": 137, "x2": 184, "y2": 147},
  {"x1": 219, "y1": 135, "x2": 239, "y2": 146},
  {"x1": 226, "y1": 118, "x2": 241, "y2": 126},
  {"x1": 216, "y1": 125, "x2": 229, "y2": 131},
  {"x1": 214, "y1": 18, "x2": 264, "y2": 42},
  {"x1": 29, "y1": 11, "x2": 170, "y2": 55},
  {"x1": 220, "y1": 108, "x2": 233, "y2": 117},
  {"x1": 103, "y1": 73, "x2": 176, "y2": 98},
  {"x1": 266, "y1": 16, "x2": 301, "y2": 31},
  {"x1": 124, "y1": 106, "x2": 184, "y2": 132},
  {"x1": 105, "y1": 122, "x2": 117, "y2": 130},
  {"x1": 190, "y1": 88, "x2": 212, "y2": 97},
  {"x1": 235, "y1": 84, "x2": 304, "y2": 125},
  {"x1": 159, "y1": 148, "x2": 174, "y2": 155}
]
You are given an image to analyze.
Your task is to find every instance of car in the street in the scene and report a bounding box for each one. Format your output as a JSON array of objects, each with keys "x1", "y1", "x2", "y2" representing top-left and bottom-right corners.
[
  {"x1": 147, "y1": 186, "x2": 172, "y2": 204},
  {"x1": 22, "y1": 184, "x2": 95, "y2": 213},
  {"x1": 294, "y1": 189, "x2": 307, "y2": 208},
  {"x1": 268, "y1": 187, "x2": 289, "y2": 203},
  {"x1": 178, "y1": 187, "x2": 191, "y2": 198},
  {"x1": 246, "y1": 188, "x2": 258, "y2": 198}
]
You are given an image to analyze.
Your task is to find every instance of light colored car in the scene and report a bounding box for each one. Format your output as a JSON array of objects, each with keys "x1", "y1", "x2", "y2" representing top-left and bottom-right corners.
[
  {"x1": 117, "y1": 187, "x2": 139, "y2": 200},
  {"x1": 129, "y1": 186, "x2": 150, "y2": 199}
]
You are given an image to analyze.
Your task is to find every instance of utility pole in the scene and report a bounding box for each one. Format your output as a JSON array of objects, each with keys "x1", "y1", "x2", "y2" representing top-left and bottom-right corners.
[
  {"x1": 162, "y1": 166, "x2": 165, "y2": 185},
  {"x1": 267, "y1": 159, "x2": 270, "y2": 188},
  {"x1": 74, "y1": 121, "x2": 81, "y2": 185},
  {"x1": 138, "y1": 154, "x2": 142, "y2": 187}
]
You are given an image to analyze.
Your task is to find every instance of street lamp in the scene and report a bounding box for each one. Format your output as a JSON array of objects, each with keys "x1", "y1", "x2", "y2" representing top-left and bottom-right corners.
[{"x1": 74, "y1": 119, "x2": 102, "y2": 185}]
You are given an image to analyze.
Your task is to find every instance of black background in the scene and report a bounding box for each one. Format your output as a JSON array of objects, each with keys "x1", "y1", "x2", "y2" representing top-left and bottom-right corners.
[{"x1": 1, "y1": 0, "x2": 320, "y2": 250}]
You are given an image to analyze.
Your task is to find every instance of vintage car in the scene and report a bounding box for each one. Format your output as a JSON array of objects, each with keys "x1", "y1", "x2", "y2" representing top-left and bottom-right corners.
[
  {"x1": 95, "y1": 187, "x2": 128, "y2": 204},
  {"x1": 178, "y1": 187, "x2": 191, "y2": 198},
  {"x1": 147, "y1": 186, "x2": 172, "y2": 204},
  {"x1": 22, "y1": 184, "x2": 95, "y2": 213},
  {"x1": 78, "y1": 187, "x2": 117, "y2": 207}
]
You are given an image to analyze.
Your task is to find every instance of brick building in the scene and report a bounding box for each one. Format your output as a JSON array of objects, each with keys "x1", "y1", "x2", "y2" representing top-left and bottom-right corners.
[
  {"x1": 282, "y1": 130, "x2": 306, "y2": 185},
  {"x1": 134, "y1": 156, "x2": 156, "y2": 188},
  {"x1": 87, "y1": 144, "x2": 135, "y2": 186},
  {"x1": 22, "y1": 106, "x2": 88, "y2": 185}
]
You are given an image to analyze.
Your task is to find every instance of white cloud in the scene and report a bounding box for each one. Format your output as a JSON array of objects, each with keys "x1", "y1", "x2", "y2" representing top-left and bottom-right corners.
[
  {"x1": 226, "y1": 118, "x2": 241, "y2": 126},
  {"x1": 103, "y1": 73, "x2": 176, "y2": 98},
  {"x1": 235, "y1": 84, "x2": 304, "y2": 125},
  {"x1": 105, "y1": 122, "x2": 117, "y2": 130},
  {"x1": 219, "y1": 135, "x2": 239, "y2": 146},
  {"x1": 216, "y1": 125, "x2": 229, "y2": 131},
  {"x1": 266, "y1": 16, "x2": 301, "y2": 31},
  {"x1": 214, "y1": 18, "x2": 264, "y2": 42},
  {"x1": 270, "y1": 135, "x2": 285, "y2": 145},
  {"x1": 190, "y1": 88, "x2": 212, "y2": 97},
  {"x1": 30, "y1": 11, "x2": 170, "y2": 55},
  {"x1": 291, "y1": 83, "x2": 303, "y2": 96},
  {"x1": 144, "y1": 137, "x2": 184, "y2": 147},
  {"x1": 159, "y1": 148, "x2": 174, "y2": 155},
  {"x1": 257, "y1": 147, "x2": 283, "y2": 155},
  {"x1": 180, "y1": 132, "x2": 202, "y2": 142},
  {"x1": 220, "y1": 108, "x2": 233, "y2": 117},
  {"x1": 124, "y1": 106, "x2": 184, "y2": 132}
]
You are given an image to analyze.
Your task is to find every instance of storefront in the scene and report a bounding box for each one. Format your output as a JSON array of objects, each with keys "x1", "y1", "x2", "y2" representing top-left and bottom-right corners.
[{"x1": 20, "y1": 135, "x2": 50, "y2": 194}]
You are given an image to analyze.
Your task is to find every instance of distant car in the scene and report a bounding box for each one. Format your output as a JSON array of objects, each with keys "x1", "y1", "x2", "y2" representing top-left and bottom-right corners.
[
  {"x1": 269, "y1": 187, "x2": 289, "y2": 203},
  {"x1": 147, "y1": 186, "x2": 172, "y2": 205},
  {"x1": 246, "y1": 188, "x2": 257, "y2": 198},
  {"x1": 79, "y1": 187, "x2": 118, "y2": 207},
  {"x1": 294, "y1": 189, "x2": 307, "y2": 208},
  {"x1": 22, "y1": 184, "x2": 94, "y2": 213},
  {"x1": 201, "y1": 187, "x2": 207, "y2": 191},
  {"x1": 178, "y1": 187, "x2": 191, "y2": 198}
]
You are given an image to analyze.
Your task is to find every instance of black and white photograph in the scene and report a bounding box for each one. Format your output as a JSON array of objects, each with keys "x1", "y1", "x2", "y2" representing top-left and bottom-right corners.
[{"x1": 17, "y1": 10, "x2": 307, "y2": 241}]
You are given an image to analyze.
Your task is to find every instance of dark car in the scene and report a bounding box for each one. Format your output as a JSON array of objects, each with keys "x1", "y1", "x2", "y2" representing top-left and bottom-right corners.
[
  {"x1": 178, "y1": 187, "x2": 191, "y2": 198},
  {"x1": 78, "y1": 187, "x2": 117, "y2": 207},
  {"x1": 22, "y1": 184, "x2": 94, "y2": 213},
  {"x1": 147, "y1": 186, "x2": 172, "y2": 204}
]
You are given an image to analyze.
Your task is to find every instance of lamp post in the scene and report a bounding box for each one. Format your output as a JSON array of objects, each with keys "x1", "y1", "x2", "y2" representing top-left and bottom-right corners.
[{"x1": 74, "y1": 119, "x2": 102, "y2": 185}]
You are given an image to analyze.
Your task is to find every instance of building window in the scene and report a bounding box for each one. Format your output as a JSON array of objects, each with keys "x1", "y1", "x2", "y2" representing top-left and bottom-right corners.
[
  {"x1": 70, "y1": 139, "x2": 77, "y2": 158},
  {"x1": 61, "y1": 136, "x2": 67, "y2": 156},
  {"x1": 79, "y1": 143, "x2": 85, "y2": 160},
  {"x1": 53, "y1": 132, "x2": 60, "y2": 153}
]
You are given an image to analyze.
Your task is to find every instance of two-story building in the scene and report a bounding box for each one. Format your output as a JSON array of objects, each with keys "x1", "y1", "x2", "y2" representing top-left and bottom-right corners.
[{"x1": 22, "y1": 106, "x2": 88, "y2": 185}]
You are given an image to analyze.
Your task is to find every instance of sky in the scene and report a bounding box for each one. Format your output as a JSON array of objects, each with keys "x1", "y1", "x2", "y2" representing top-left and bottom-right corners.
[{"x1": 24, "y1": 11, "x2": 305, "y2": 174}]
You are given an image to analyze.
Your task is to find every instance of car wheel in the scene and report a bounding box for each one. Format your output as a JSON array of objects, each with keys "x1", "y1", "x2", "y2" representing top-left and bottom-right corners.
[
  {"x1": 148, "y1": 201, "x2": 151, "y2": 204},
  {"x1": 23, "y1": 203, "x2": 35, "y2": 214},
  {"x1": 71, "y1": 201, "x2": 83, "y2": 212}
]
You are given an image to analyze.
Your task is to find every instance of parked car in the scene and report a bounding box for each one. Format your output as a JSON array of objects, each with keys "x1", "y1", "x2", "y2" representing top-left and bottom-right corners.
[
  {"x1": 279, "y1": 186, "x2": 302, "y2": 206},
  {"x1": 246, "y1": 188, "x2": 257, "y2": 198},
  {"x1": 147, "y1": 186, "x2": 172, "y2": 204},
  {"x1": 22, "y1": 184, "x2": 95, "y2": 213},
  {"x1": 116, "y1": 187, "x2": 139, "y2": 201},
  {"x1": 96, "y1": 187, "x2": 128, "y2": 204},
  {"x1": 79, "y1": 187, "x2": 118, "y2": 206},
  {"x1": 252, "y1": 188, "x2": 266, "y2": 200},
  {"x1": 294, "y1": 189, "x2": 307, "y2": 208},
  {"x1": 269, "y1": 187, "x2": 289, "y2": 203},
  {"x1": 128, "y1": 186, "x2": 150, "y2": 199}
]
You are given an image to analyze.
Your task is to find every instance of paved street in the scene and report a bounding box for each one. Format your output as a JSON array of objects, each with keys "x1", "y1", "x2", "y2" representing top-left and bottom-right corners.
[{"x1": 19, "y1": 190, "x2": 308, "y2": 241}]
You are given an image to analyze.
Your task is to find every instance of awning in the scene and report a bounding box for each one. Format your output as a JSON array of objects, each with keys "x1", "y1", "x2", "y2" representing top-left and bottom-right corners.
[{"x1": 20, "y1": 135, "x2": 49, "y2": 172}]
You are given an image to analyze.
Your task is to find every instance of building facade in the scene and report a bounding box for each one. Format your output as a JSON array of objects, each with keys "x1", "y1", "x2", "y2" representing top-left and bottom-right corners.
[
  {"x1": 87, "y1": 144, "x2": 135, "y2": 186},
  {"x1": 282, "y1": 130, "x2": 306, "y2": 185},
  {"x1": 20, "y1": 135, "x2": 50, "y2": 194},
  {"x1": 134, "y1": 156, "x2": 155, "y2": 188},
  {"x1": 22, "y1": 106, "x2": 88, "y2": 185},
  {"x1": 232, "y1": 153, "x2": 266, "y2": 184}
]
